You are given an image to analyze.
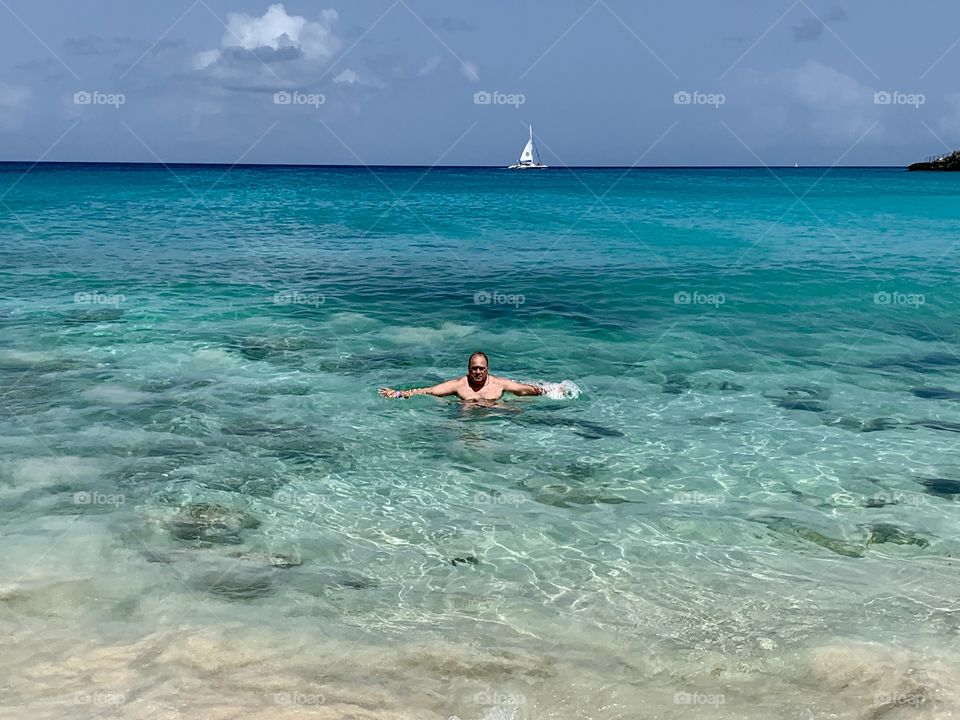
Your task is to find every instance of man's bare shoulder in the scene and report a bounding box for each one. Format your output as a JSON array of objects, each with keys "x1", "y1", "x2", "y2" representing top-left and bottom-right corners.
[{"x1": 447, "y1": 375, "x2": 469, "y2": 396}]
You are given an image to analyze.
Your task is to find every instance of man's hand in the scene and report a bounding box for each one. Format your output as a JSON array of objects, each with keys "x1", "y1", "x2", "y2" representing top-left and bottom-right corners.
[
  {"x1": 501, "y1": 379, "x2": 543, "y2": 396},
  {"x1": 378, "y1": 387, "x2": 407, "y2": 399}
]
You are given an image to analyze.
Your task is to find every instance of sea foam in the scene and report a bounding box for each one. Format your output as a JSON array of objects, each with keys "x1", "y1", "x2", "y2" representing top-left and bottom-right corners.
[{"x1": 528, "y1": 380, "x2": 581, "y2": 400}]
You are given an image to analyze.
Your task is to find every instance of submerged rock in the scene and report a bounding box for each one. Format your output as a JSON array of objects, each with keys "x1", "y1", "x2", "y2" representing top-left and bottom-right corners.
[
  {"x1": 232, "y1": 551, "x2": 302, "y2": 569},
  {"x1": 860, "y1": 418, "x2": 901, "y2": 432},
  {"x1": 232, "y1": 335, "x2": 322, "y2": 362},
  {"x1": 518, "y1": 416, "x2": 624, "y2": 439},
  {"x1": 865, "y1": 523, "x2": 929, "y2": 548},
  {"x1": 332, "y1": 571, "x2": 380, "y2": 589},
  {"x1": 784, "y1": 385, "x2": 831, "y2": 400},
  {"x1": 532, "y1": 484, "x2": 631, "y2": 508},
  {"x1": 769, "y1": 385, "x2": 831, "y2": 413},
  {"x1": 870, "y1": 352, "x2": 960, "y2": 373},
  {"x1": 238, "y1": 344, "x2": 270, "y2": 362},
  {"x1": 777, "y1": 398, "x2": 827, "y2": 413},
  {"x1": 662, "y1": 374, "x2": 693, "y2": 395},
  {"x1": 571, "y1": 420, "x2": 625, "y2": 439},
  {"x1": 193, "y1": 567, "x2": 274, "y2": 600},
  {"x1": 662, "y1": 375, "x2": 744, "y2": 395},
  {"x1": 167, "y1": 503, "x2": 261, "y2": 545},
  {"x1": 450, "y1": 556, "x2": 479, "y2": 567},
  {"x1": 910, "y1": 386, "x2": 960, "y2": 400},
  {"x1": 917, "y1": 477, "x2": 960, "y2": 498},
  {"x1": 822, "y1": 416, "x2": 901, "y2": 433},
  {"x1": 689, "y1": 415, "x2": 736, "y2": 427},
  {"x1": 763, "y1": 517, "x2": 864, "y2": 558},
  {"x1": 911, "y1": 419, "x2": 960, "y2": 433}
]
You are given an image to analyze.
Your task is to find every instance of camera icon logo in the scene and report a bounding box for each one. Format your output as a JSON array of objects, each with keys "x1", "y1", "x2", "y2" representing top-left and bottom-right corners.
[
  {"x1": 473, "y1": 91, "x2": 492, "y2": 105},
  {"x1": 673, "y1": 91, "x2": 692, "y2": 105},
  {"x1": 274, "y1": 91, "x2": 292, "y2": 105}
]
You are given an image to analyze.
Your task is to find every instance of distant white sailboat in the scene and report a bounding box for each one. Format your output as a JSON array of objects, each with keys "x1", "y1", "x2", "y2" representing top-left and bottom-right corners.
[{"x1": 508, "y1": 125, "x2": 548, "y2": 170}]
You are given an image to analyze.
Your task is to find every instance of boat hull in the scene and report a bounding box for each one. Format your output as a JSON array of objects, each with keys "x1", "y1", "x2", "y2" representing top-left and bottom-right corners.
[{"x1": 507, "y1": 163, "x2": 548, "y2": 170}]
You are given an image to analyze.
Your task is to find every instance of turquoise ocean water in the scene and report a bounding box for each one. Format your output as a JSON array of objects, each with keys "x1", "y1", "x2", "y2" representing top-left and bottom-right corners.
[{"x1": 1, "y1": 164, "x2": 960, "y2": 719}]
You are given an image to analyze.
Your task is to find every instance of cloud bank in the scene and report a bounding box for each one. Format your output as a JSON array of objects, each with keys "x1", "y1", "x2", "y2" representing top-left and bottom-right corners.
[{"x1": 194, "y1": 3, "x2": 341, "y2": 70}]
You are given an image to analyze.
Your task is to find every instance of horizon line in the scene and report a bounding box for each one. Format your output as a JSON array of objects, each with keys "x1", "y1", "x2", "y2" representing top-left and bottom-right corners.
[{"x1": 0, "y1": 161, "x2": 909, "y2": 170}]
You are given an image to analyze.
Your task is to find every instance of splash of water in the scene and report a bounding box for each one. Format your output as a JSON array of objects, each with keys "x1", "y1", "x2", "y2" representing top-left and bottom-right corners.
[{"x1": 526, "y1": 380, "x2": 581, "y2": 400}]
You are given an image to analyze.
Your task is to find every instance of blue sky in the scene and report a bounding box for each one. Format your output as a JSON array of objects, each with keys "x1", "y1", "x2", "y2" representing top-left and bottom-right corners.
[{"x1": 0, "y1": 0, "x2": 958, "y2": 166}]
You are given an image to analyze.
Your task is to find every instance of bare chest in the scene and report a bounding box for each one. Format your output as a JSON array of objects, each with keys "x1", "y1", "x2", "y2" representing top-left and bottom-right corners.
[{"x1": 457, "y1": 380, "x2": 503, "y2": 400}]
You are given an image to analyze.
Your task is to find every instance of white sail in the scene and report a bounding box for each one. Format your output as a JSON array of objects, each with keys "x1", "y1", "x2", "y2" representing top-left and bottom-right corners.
[{"x1": 519, "y1": 138, "x2": 535, "y2": 164}]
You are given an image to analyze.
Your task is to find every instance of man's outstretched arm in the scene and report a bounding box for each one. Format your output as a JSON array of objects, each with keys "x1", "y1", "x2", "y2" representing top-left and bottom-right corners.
[
  {"x1": 501, "y1": 379, "x2": 543, "y2": 396},
  {"x1": 379, "y1": 379, "x2": 460, "y2": 399}
]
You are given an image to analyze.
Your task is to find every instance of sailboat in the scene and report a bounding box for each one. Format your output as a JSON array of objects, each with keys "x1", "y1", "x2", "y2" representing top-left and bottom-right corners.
[{"x1": 508, "y1": 125, "x2": 548, "y2": 170}]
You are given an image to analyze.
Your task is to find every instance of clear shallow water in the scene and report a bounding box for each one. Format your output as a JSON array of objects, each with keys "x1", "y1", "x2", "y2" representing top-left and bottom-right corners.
[{"x1": 1, "y1": 164, "x2": 960, "y2": 719}]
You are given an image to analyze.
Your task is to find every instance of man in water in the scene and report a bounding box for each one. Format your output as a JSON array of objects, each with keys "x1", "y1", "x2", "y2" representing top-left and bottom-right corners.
[{"x1": 379, "y1": 351, "x2": 543, "y2": 401}]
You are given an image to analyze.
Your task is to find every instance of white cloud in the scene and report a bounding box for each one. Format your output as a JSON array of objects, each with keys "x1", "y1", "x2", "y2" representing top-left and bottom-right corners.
[
  {"x1": 730, "y1": 61, "x2": 879, "y2": 146},
  {"x1": 193, "y1": 49, "x2": 221, "y2": 71},
  {"x1": 334, "y1": 69, "x2": 360, "y2": 85},
  {"x1": 783, "y1": 61, "x2": 867, "y2": 110},
  {"x1": 779, "y1": 61, "x2": 877, "y2": 143},
  {"x1": 194, "y1": 3, "x2": 341, "y2": 70},
  {"x1": 417, "y1": 55, "x2": 442, "y2": 77}
]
